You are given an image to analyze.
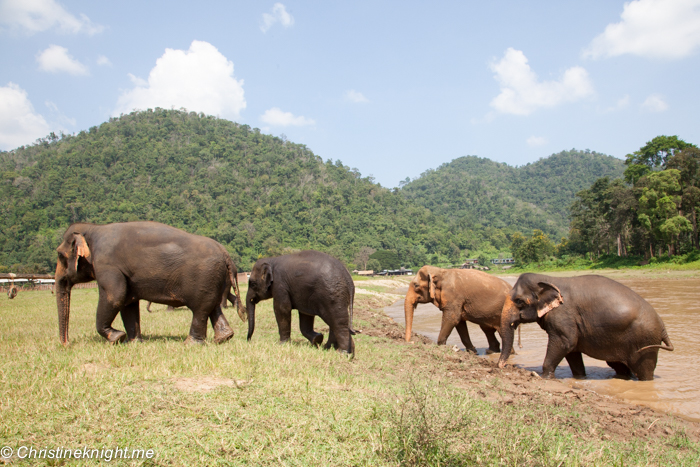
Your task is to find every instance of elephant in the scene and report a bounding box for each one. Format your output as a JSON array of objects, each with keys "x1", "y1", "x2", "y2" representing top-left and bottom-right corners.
[
  {"x1": 55, "y1": 221, "x2": 246, "y2": 345},
  {"x1": 497, "y1": 273, "x2": 674, "y2": 380},
  {"x1": 246, "y1": 250, "x2": 355, "y2": 355},
  {"x1": 404, "y1": 265, "x2": 513, "y2": 354}
]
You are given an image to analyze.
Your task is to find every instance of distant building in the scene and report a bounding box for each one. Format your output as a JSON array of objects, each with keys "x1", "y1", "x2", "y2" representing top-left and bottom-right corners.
[{"x1": 490, "y1": 258, "x2": 515, "y2": 265}]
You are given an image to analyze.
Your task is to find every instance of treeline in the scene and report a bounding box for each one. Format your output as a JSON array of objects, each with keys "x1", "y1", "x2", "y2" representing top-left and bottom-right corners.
[{"x1": 509, "y1": 136, "x2": 699, "y2": 265}]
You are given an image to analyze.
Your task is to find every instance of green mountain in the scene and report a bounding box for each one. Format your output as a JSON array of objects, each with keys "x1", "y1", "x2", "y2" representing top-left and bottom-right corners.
[
  {"x1": 401, "y1": 151, "x2": 625, "y2": 239},
  {"x1": 0, "y1": 109, "x2": 445, "y2": 272},
  {"x1": 1, "y1": 109, "x2": 624, "y2": 273}
]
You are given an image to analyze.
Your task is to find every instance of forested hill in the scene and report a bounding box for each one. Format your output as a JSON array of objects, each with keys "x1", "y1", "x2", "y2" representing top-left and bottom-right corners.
[
  {"x1": 0, "y1": 109, "x2": 448, "y2": 272},
  {"x1": 401, "y1": 151, "x2": 625, "y2": 238},
  {"x1": 1, "y1": 109, "x2": 622, "y2": 273}
]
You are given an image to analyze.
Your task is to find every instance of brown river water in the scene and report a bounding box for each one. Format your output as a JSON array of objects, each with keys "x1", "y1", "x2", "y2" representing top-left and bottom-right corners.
[{"x1": 384, "y1": 277, "x2": 700, "y2": 422}]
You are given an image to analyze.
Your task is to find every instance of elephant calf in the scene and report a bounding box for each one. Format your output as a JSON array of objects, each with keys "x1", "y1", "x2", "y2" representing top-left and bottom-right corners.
[
  {"x1": 246, "y1": 250, "x2": 355, "y2": 355},
  {"x1": 404, "y1": 265, "x2": 513, "y2": 354},
  {"x1": 497, "y1": 273, "x2": 673, "y2": 380}
]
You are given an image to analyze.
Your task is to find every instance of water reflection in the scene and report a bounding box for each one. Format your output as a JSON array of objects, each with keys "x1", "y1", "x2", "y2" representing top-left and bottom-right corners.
[{"x1": 384, "y1": 277, "x2": 700, "y2": 422}]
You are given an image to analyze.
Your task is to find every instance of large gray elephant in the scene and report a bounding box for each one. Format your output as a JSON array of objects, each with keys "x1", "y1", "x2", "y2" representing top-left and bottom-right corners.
[
  {"x1": 497, "y1": 273, "x2": 673, "y2": 380},
  {"x1": 55, "y1": 221, "x2": 246, "y2": 345},
  {"x1": 245, "y1": 250, "x2": 355, "y2": 355}
]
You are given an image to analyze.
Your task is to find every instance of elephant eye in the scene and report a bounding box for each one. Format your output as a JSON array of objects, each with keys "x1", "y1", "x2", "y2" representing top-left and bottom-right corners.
[{"x1": 514, "y1": 299, "x2": 525, "y2": 307}]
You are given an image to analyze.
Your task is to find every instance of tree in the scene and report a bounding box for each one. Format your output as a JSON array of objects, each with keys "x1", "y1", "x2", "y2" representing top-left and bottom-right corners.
[
  {"x1": 369, "y1": 250, "x2": 399, "y2": 269},
  {"x1": 624, "y1": 135, "x2": 696, "y2": 184},
  {"x1": 353, "y1": 246, "x2": 376, "y2": 270},
  {"x1": 667, "y1": 147, "x2": 700, "y2": 248},
  {"x1": 366, "y1": 258, "x2": 381, "y2": 273}
]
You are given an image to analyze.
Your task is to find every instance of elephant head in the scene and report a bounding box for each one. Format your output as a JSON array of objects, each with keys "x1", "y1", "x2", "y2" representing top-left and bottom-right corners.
[
  {"x1": 497, "y1": 276, "x2": 563, "y2": 368},
  {"x1": 404, "y1": 265, "x2": 442, "y2": 342},
  {"x1": 245, "y1": 260, "x2": 274, "y2": 341},
  {"x1": 55, "y1": 228, "x2": 95, "y2": 345}
]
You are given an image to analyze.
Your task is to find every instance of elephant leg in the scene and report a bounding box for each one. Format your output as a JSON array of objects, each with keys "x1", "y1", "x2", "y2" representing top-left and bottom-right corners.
[
  {"x1": 607, "y1": 361, "x2": 633, "y2": 379},
  {"x1": 324, "y1": 328, "x2": 337, "y2": 350},
  {"x1": 454, "y1": 321, "x2": 477, "y2": 353},
  {"x1": 95, "y1": 272, "x2": 128, "y2": 344},
  {"x1": 209, "y1": 306, "x2": 234, "y2": 343},
  {"x1": 273, "y1": 297, "x2": 293, "y2": 344},
  {"x1": 120, "y1": 301, "x2": 142, "y2": 342},
  {"x1": 321, "y1": 306, "x2": 353, "y2": 354},
  {"x1": 541, "y1": 336, "x2": 571, "y2": 379},
  {"x1": 630, "y1": 351, "x2": 658, "y2": 381},
  {"x1": 565, "y1": 351, "x2": 586, "y2": 378},
  {"x1": 437, "y1": 311, "x2": 459, "y2": 346},
  {"x1": 299, "y1": 312, "x2": 323, "y2": 347},
  {"x1": 185, "y1": 308, "x2": 209, "y2": 344},
  {"x1": 481, "y1": 325, "x2": 501, "y2": 354}
]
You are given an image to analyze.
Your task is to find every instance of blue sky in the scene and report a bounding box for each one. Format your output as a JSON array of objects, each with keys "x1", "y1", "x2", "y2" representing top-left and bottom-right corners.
[{"x1": 2, "y1": 0, "x2": 699, "y2": 187}]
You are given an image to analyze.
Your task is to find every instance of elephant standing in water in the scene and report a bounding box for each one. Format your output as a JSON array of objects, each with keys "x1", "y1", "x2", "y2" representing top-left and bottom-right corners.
[
  {"x1": 404, "y1": 266, "x2": 513, "y2": 354},
  {"x1": 246, "y1": 250, "x2": 355, "y2": 355},
  {"x1": 497, "y1": 273, "x2": 674, "y2": 380},
  {"x1": 55, "y1": 221, "x2": 246, "y2": 345}
]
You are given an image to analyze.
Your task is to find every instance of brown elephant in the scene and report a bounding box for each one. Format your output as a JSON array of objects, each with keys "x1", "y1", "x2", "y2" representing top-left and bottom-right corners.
[{"x1": 404, "y1": 266, "x2": 513, "y2": 354}]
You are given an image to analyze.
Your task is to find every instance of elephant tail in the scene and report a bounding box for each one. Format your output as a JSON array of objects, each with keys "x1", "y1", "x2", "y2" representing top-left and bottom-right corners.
[
  {"x1": 225, "y1": 255, "x2": 247, "y2": 322},
  {"x1": 638, "y1": 329, "x2": 674, "y2": 353},
  {"x1": 349, "y1": 283, "x2": 357, "y2": 335}
]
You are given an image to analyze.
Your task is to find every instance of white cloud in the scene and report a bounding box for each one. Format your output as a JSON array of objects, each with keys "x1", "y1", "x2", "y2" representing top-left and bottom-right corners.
[
  {"x1": 97, "y1": 55, "x2": 112, "y2": 66},
  {"x1": 261, "y1": 3, "x2": 294, "y2": 33},
  {"x1": 0, "y1": 82, "x2": 51, "y2": 150},
  {"x1": 344, "y1": 90, "x2": 369, "y2": 103},
  {"x1": 641, "y1": 94, "x2": 669, "y2": 112},
  {"x1": 604, "y1": 95, "x2": 631, "y2": 112},
  {"x1": 113, "y1": 40, "x2": 246, "y2": 120},
  {"x1": 489, "y1": 48, "x2": 594, "y2": 116},
  {"x1": 583, "y1": 0, "x2": 700, "y2": 59},
  {"x1": 36, "y1": 45, "x2": 89, "y2": 75},
  {"x1": 526, "y1": 136, "x2": 548, "y2": 147},
  {"x1": 0, "y1": 0, "x2": 103, "y2": 35},
  {"x1": 260, "y1": 107, "x2": 315, "y2": 127}
]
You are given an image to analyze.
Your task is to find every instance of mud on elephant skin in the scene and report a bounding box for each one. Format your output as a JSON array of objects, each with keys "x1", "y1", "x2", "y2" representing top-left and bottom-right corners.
[
  {"x1": 246, "y1": 250, "x2": 355, "y2": 355},
  {"x1": 55, "y1": 221, "x2": 246, "y2": 345},
  {"x1": 404, "y1": 265, "x2": 514, "y2": 354},
  {"x1": 497, "y1": 273, "x2": 674, "y2": 381}
]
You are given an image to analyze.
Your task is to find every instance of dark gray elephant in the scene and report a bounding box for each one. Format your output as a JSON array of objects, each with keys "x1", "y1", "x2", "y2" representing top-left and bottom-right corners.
[
  {"x1": 246, "y1": 250, "x2": 355, "y2": 355},
  {"x1": 55, "y1": 221, "x2": 246, "y2": 345},
  {"x1": 497, "y1": 273, "x2": 673, "y2": 380}
]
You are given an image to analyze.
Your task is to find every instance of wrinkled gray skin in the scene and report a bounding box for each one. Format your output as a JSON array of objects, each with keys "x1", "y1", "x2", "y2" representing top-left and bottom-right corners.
[
  {"x1": 55, "y1": 221, "x2": 246, "y2": 345},
  {"x1": 246, "y1": 250, "x2": 355, "y2": 355},
  {"x1": 497, "y1": 273, "x2": 673, "y2": 380}
]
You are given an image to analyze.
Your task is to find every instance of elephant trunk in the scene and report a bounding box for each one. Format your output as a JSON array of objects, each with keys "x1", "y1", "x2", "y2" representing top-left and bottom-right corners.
[
  {"x1": 497, "y1": 298, "x2": 518, "y2": 368},
  {"x1": 404, "y1": 288, "x2": 418, "y2": 342},
  {"x1": 246, "y1": 298, "x2": 256, "y2": 341},
  {"x1": 55, "y1": 262, "x2": 72, "y2": 346}
]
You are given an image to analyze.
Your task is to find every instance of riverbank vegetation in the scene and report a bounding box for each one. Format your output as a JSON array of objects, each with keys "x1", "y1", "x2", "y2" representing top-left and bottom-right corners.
[{"x1": 1, "y1": 287, "x2": 698, "y2": 465}]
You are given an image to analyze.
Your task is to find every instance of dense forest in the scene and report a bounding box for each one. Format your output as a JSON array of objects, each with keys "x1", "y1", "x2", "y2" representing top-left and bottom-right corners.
[
  {"x1": 0, "y1": 109, "x2": 627, "y2": 273},
  {"x1": 567, "y1": 136, "x2": 699, "y2": 260}
]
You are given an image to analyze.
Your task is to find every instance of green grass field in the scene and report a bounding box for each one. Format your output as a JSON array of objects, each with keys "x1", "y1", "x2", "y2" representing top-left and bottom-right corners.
[{"x1": 1, "y1": 286, "x2": 698, "y2": 466}]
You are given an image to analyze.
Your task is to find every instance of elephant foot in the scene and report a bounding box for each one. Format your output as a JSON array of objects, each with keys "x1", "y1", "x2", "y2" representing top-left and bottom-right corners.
[
  {"x1": 485, "y1": 348, "x2": 500, "y2": 355},
  {"x1": 184, "y1": 335, "x2": 205, "y2": 345},
  {"x1": 466, "y1": 347, "x2": 478, "y2": 354},
  {"x1": 337, "y1": 349, "x2": 354, "y2": 360},
  {"x1": 106, "y1": 330, "x2": 127, "y2": 344},
  {"x1": 311, "y1": 333, "x2": 324, "y2": 347},
  {"x1": 213, "y1": 327, "x2": 234, "y2": 344},
  {"x1": 127, "y1": 337, "x2": 143, "y2": 344}
]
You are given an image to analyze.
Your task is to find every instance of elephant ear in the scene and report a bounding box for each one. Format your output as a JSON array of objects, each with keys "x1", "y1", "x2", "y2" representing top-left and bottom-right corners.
[
  {"x1": 261, "y1": 262, "x2": 273, "y2": 292},
  {"x1": 71, "y1": 233, "x2": 92, "y2": 273},
  {"x1": 536, "y1": 281, "x2": 563, "y2": 318},
  {"x1": 428, "y1": 273, "x2": 442, "y2": 303}
]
